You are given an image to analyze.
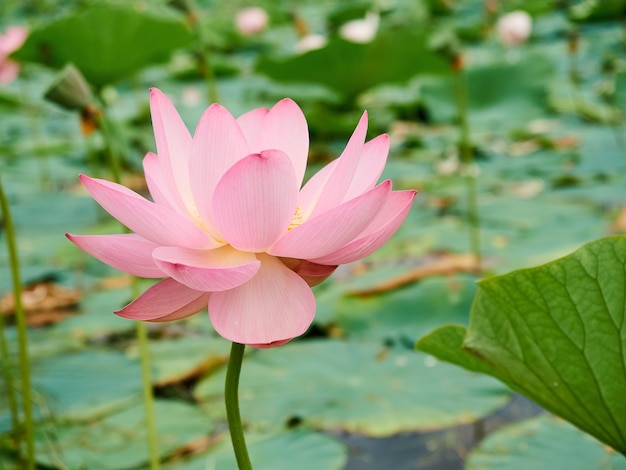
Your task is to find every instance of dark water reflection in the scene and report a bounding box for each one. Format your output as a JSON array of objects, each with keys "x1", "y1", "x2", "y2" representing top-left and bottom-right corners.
[{"x1": 331, "y1": 394, "x2": 543, "y2": 470}]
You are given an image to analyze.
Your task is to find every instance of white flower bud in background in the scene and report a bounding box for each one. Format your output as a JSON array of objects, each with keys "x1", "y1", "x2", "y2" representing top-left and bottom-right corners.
[
  {"x1": 235, "y1": 6, "x2": 269, "y2": 36},
  {"x1": 495, "y1": 10, "x2": 532, "y2": 47},
  {"x1": 339, "y1": 11, "x2": 380, "y2": 44},
  {"x1": 294, "y1": 34, "x2": 327, "y2": 54}
]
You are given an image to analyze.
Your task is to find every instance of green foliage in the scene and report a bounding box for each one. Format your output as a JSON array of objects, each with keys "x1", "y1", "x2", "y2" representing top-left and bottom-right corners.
[
  {"x1": 417, "y1": 236, "x2": 626, "y2": 456},
  {"x1": 127, "y1": 335, "x2": 230, "y2": 386},
  {"x1": 14, "y1": 4, "x2": 193, "y2": 86},
  {"x1": 333, "y1": 274, "x2": 477, "y2": 342},
  {"x1": 466, "y1": 415, "x2": 626, "y2": 469},
  {"x1": 196, "y1": 340, "x2": 509, "y2": 437},
  {"x1": 30, "y1": 350, "x2": 143, "y2": 420},
  {"x1": 34, "y1": 400, "x2": 213, "y2": 469},
  {"x1": 421, "y1": 56, "x2": 554, "y2": 127},
  {"x1": 3, "y1": 0, "x2": 626, "y2": 467},
  {"x1": 570, "y1": 0, "x2": 626, "y2": 21},
  {"x1": 257, "y1": 30, "x2": 450, "y2": 100},
  {"x1": 206, "y1": 429, "x2": 347, "y2": 470}
]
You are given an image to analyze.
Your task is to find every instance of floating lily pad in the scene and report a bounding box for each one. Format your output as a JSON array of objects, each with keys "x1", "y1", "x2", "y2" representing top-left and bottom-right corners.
[
  {"x1": 127, "y1": 335, "x2": 231, "y2": 387},
  {"x1": 476, "y1": 195, "x2": 608, "y2": 271},
  {"x1": 466, "y1": 415, "x2": 626, "y2": 469},
  {"x1": 573, "y1": 125, "x2": 626, "y2": 175},
  {"x1": 334, "y1": 274, "x2": 477, "y2": 342},
  {"x1": 6, "y1": 325, "x2": 84, "y2": 359},
  {"x1": 50, "y1": 287, "x2": 139, "y2": 341},
  {"x1": 35, "y1": 399, "x2": 214, "y2": 469},
  {"x1": 195, "y1": 340, "x2": 509, "y2": 437},
  {"x1": 169, "y1": 428, "x2": 347, "y2": 470},
  {"x1": 31, "y1": 350, "x2": 142, "y2": 420}
]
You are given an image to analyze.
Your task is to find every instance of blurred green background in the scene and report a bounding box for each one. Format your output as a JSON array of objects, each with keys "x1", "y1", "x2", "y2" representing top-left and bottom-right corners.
[{"x1": 1, "y1": 0, "x2": 626, "y2": 468}]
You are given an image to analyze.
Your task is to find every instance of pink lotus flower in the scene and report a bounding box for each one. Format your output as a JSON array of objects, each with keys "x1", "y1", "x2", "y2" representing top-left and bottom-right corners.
[
  {"x1": 0, "y1": 26, "x2": 27, "y2": 84},
  {"x1": 67, "y1": 89, "x2": 415, "y2": 347}
]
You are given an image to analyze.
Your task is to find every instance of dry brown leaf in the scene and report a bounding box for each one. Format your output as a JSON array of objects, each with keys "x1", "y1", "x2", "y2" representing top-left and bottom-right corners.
[
  {"x1": 168, "y1": 434, "x2": 222, "y2": 462},
  {"x1": 155, "y1": 354, "x2": 229, "y2": 388},
  {"x1": 348, "y1": 253, "x2": 479, "y2": 296},
  {"x1": 552, "y1": 135, "x2": 579, "y2": 149},
  {"x1": 1, "y1": 281, "x2": 81, "y2": 326}
]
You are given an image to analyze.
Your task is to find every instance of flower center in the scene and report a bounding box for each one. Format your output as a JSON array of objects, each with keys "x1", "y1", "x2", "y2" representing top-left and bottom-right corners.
[{"x1": 288, "y1": 205, "x2": 305, "y2": 231}]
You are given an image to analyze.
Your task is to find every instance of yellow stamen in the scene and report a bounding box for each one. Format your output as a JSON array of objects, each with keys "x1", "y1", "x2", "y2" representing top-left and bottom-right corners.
[{"x1": 288, "y1": 205, "x2": 305, "y2": 231}]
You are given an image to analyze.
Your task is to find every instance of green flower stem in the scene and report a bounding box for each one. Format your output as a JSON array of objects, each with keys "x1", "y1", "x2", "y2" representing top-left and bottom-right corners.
[
  {"x1": 97, "y1": 111, "x2": 123, "y2": 183},
  {"x1": 96, "y1": 103, "x2": 160, "y2": 469},
  {"x1": 137, "y1": 320, "x2": 161, "y2": 470},
  {"x1": 225, "y1": 342, "x2": 252, "y2": 470},
  {"x1": 454, "y1": 65, "x2": 481, "y2": 268},
  {"x1": 182, "y1": 0, "x2": 219, "y2": 103},
  {"x1": 20, "y1": 79, "x2": 51, "y2": 189},
  {"x1": 0, "y1": 284, "x2": 19, "y2": 445},
  {"x1": 0, "y1": 175, "x2": 35, "y2": 469}
]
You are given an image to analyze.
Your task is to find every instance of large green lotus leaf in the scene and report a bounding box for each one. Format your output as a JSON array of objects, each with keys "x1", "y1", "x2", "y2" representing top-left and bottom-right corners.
[
  {"x1": 14, "y1": 4, "x2": 193, "y2": 86},
  {"x1": 31, "y1": 350, "x2": 142, "y2": 420},
  {"x1": 416, "y1": 325, "x2": 507, "y2": 376},
  {"x1": 195, "y1": 340, "x2": 509, "y2": 437},
  {"x1": 126, "y1": 335, "x2": 230, "y2": 386},
  {"x1": 169, "y1": 429, "x2": 347, "y2": 470},
  {"x1": 34, "y1": 399, "x2": 214, "y2": 469},
  {"x1": 466, "y1": 415, "x2": 626, "y2": 469},
  {"x1": 256, "y1": 30, "x2": 450, "y2": 99},
  {"x1": 334, "y1": 274, "x2": 477, "y2": 342},
  {"x1": 417, "y1": 236, "x2": 626, "y2": 455}
]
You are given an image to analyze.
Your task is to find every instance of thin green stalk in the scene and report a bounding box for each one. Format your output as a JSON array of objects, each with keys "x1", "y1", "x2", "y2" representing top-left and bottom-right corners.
[
  {"x1": 183, "y1": 0, "x2": 219, "y2": 103},
  {"x1": 137, "y1": 320, "x2": 160, "y2": 470},
  {"x1": 20, "y1": 79, "x2": 51, "y2": 189},
  {"x1": 454, "y1": 65, "x2": 482, "y2": 267},
  {"x1": 97, "y1": 112, "x2": 123, "y2": 183},
  {"x1": 196, "y1": 32, "x2": 219, "y2": 104},
  {"x1": 0, "y1": 290, "x2": 19, "y2": 444},
  {"x1": 97, "y1": 103, "x2": 160, "y2": 469},
  {"x1": 225, "y1": 342, "x2": 252, "y2": 470},
  {"x1": 0, "y1": 175, "x2": 35, "y2": 469}
]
